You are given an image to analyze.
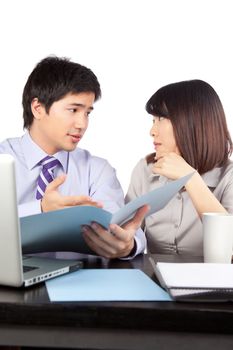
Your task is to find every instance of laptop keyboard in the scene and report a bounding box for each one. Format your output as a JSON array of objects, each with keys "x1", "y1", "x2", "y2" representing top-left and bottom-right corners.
[{"x1": 23, "y1": 265, "x2": 39, "y2": 273}]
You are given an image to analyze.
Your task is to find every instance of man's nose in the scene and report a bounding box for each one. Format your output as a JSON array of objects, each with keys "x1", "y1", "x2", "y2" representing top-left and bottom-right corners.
[{"x1": 74, "y1": 113, "x2": 87, "y2": 129}]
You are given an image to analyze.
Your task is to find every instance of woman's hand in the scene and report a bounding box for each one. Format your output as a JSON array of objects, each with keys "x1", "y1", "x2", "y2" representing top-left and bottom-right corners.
[
  {"x1": 153, "y1": 152, "x2": 195, "y2": 179},
  {"x1": 154, "y1": 152, "x2": 226, "y2": 216}
]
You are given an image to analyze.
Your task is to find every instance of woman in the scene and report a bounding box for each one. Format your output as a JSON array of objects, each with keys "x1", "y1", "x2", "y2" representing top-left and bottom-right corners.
[{"x1": 126, "y1": 80, "x2": 233, "y2": 256}]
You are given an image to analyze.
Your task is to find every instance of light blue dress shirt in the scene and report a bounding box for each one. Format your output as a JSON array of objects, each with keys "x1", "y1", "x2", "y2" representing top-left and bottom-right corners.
[{"x1": 0, "y1": 132, "x2": 146, "y2": 257}]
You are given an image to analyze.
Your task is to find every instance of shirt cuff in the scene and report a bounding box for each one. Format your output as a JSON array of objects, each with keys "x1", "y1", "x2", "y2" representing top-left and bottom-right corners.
[
  {"x1": 18, "y1": 200, "x2": 42, "y2": 218},
  {"x1": 120, "y1": 228, "x2": 147, "y2": 260}
]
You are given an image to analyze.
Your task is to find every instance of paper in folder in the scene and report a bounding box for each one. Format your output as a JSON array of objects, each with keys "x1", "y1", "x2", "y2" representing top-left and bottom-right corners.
[
  {"x1": 20, "y1": 173, "x2": 193, "y2": 254},
  {"x1": 150, "y1": 258, "x2": 233, "y2": 302}
]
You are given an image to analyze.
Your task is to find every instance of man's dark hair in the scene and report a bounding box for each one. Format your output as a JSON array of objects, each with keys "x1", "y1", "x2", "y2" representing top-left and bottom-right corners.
[{"x1": 22, "y1": 56, "x2": 101, "y2": 129}]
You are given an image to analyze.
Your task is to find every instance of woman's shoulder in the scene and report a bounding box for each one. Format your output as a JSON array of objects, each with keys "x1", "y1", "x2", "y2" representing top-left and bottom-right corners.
[
  {"x1": 219, "y1": 159, "x2": 233, "y2": 178},
  {"x1": 203, "y1": 160, "x2": 233, "y2": 188},
  {"x1": 225, "y1": 159, "x2": 233, "y2": 169},
  {"x1": 222, "y1": 159, "x2": 233, "y2": 180},
  {"x1": 132, "y1": 155, "x2": 153, "y2": 175},
  {"x1": 129, "y1": 155, "x2": 156, "y2": 190}
]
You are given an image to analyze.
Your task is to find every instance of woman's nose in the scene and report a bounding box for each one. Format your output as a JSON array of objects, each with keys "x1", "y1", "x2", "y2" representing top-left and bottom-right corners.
[{"x1": 150, "y1": 124, "x2": 158, "y2": 137}]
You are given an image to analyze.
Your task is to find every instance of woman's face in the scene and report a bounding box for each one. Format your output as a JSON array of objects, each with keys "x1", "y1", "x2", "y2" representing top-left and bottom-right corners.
[{"x1": 150, "y1": 116, "x2": 180, "y2": 158}]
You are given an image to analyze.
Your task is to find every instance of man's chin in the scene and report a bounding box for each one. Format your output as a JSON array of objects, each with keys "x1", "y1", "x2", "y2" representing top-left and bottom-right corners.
[{"x1": 64, "y1": 143, "x2": 79, "y2": 152}]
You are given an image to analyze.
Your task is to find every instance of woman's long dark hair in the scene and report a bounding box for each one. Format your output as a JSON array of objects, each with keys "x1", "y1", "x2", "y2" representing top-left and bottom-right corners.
[{"x1": 146, "y1": 79, "x2": 232, "y2": 174}]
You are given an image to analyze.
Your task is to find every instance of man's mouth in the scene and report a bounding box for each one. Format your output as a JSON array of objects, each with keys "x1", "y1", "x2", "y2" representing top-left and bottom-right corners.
[{"x1": 68, "y1": 133, "x2": 82, "y2": 143}]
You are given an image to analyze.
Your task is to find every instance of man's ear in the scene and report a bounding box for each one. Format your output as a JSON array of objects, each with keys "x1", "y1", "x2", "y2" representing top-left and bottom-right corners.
[{"x1": 31, "y1": 98, "x2": 45, "y2": 120}]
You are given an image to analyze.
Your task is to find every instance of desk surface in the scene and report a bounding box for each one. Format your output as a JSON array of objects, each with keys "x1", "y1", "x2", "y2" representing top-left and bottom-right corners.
[{"x1": 1, "y1": 253, "x2": 233, "y2": 349}]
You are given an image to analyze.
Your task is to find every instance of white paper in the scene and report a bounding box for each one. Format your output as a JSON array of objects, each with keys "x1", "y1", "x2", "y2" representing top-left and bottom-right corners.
[{"x1": 154, "y1": 262, "x2": 233, "y2": 289}]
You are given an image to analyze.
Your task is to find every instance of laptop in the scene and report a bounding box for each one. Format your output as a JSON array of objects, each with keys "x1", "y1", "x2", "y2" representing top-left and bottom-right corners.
[{"x1": 0, "y1": 154, "x2": 83, "y2": 287}]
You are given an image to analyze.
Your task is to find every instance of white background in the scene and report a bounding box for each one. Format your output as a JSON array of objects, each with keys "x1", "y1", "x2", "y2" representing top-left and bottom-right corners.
[{"x1": 0, "y1": 0, "x2": 232, "y2": 192}]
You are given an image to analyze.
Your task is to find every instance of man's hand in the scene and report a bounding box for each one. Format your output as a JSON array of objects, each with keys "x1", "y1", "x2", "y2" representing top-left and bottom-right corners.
[
  {"x1": 82, "y1": 205, "x2": 149, "y2": 259},
  {"x1": 41, "y1": 175, "x2": 102, "y2": 212}
]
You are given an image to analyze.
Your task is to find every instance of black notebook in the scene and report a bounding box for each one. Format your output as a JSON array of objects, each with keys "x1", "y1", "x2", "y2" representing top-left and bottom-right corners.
[{"x1": 149, "y1": 258, "x2": 233, "y2": 302}]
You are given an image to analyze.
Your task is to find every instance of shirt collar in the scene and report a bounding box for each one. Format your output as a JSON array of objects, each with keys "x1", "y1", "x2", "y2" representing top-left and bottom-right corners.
[
  {"x1": 147, "y1": 161, "x2": 168, "y2": 185},
  {"x1": 21, "y1": 132, "x2": 68, "y2": 172}
]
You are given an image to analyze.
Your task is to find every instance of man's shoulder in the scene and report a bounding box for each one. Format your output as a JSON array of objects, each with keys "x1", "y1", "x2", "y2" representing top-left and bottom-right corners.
[
  {"x1": 70, "y1": 147, "x2": 110, "y2": 166},
  {"x1": 70, "y1": 148, "x2": 116, "y2": 180},
  {"x1": 0, "y1": 137, "x2": 22, "y2": 154}
]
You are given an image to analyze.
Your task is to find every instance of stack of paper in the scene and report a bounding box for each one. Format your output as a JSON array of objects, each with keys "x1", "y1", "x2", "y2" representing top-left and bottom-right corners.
[{"x1": 150, "y1": 258, "x2": 233, "y2": 302}]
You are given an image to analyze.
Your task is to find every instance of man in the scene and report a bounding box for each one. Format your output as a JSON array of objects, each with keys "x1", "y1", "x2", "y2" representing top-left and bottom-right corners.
[{"x1": 0, "y1": 56, "x2": 147, "y2": 259}]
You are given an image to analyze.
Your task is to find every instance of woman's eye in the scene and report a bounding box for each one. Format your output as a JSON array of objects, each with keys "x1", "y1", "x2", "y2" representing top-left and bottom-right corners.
[
  {"x1": 68, "y1": 108, "x2": 76, "y2": 113},
  {"x1": 153, "y1": 116, "x2": 164, "y2": 123},
  {"x1": 86, "y1": 110, "x2": 93, "y2": 117}
]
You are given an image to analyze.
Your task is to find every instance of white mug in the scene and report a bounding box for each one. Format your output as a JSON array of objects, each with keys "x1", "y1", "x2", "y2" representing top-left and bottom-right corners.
[{"x1": 203, "y1": 212, "x2": 233, "y2": 263}]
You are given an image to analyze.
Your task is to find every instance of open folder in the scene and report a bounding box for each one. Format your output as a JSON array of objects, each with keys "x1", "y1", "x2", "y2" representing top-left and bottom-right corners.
[
  {"x1": 20, "y1": 173, "x2": 193, "y2": 255},
  {"x1": 150, "y1": 258, "x2": 233, "y2": 302}
]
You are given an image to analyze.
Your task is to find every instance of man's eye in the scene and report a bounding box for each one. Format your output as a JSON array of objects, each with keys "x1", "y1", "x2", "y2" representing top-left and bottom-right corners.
[{"x1": 68, "y1": 108, "x2": 76, "y2": 113}]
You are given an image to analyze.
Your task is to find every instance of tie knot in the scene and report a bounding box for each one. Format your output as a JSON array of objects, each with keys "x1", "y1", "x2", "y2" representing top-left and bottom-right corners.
[{"x1": 39, "y1": 156, "x2": 60, "y2": 170}]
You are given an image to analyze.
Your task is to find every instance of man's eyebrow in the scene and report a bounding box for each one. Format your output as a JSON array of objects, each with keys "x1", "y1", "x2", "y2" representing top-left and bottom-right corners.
[{"x1": 68, "y1": 103, "x2": 94, "y2": 111}]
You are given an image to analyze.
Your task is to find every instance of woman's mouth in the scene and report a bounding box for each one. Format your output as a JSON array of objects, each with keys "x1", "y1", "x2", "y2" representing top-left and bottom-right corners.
[{"x1": 153, "y1": 142, "x2": 162, "y2": 150}]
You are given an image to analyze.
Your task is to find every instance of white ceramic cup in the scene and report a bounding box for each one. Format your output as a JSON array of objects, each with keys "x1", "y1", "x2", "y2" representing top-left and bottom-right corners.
[{"x1": 203, "y1": 213, "x2": 233, "y2": 263}]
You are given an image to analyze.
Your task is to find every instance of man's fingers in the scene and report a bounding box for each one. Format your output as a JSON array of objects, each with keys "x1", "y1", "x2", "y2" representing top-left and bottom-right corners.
[
  {"x1": 82, "y1": 225, "x2": 130, "y2": 259},
  {"x1": 76, "y1": 198, "x2": 103, "y2": 208},
  {"x1": 45, "y1": 174, "x2": 103, "y2": 208},
  {"x1": 62, "y1": 195, "x2": 103, "y2": 208},
  {"x1": 81, "y1": 201, "x2": 103, "y2": 208},
  {"x1": 82, "y1": 226, "x2": 116, "y2": 256},
  {"x1": 46, "y1": 175, "x2": 66, "y2": 192},
  {"x1": 123, "y1": 205, "x2": 150, "y2": 230}
]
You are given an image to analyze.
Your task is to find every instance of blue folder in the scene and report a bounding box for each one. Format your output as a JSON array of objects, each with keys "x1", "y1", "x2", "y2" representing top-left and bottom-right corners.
[
  {"x1": 21, "y1": 173, "x2": 193, "y2": 254},
  {"x1": 46, "y1": 269, "x2": 172, "y2": 302}
]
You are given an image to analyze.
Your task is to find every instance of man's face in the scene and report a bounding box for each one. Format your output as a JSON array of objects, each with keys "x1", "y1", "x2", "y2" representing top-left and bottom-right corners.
[{"x1": 30, "y1": 92, "x2": 95, "y2": 154}]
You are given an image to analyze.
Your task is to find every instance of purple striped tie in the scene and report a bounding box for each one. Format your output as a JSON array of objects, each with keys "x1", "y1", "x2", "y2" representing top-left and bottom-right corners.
[{"x1": 36, "y1": 156, "x2": 60, "y2": 200}]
